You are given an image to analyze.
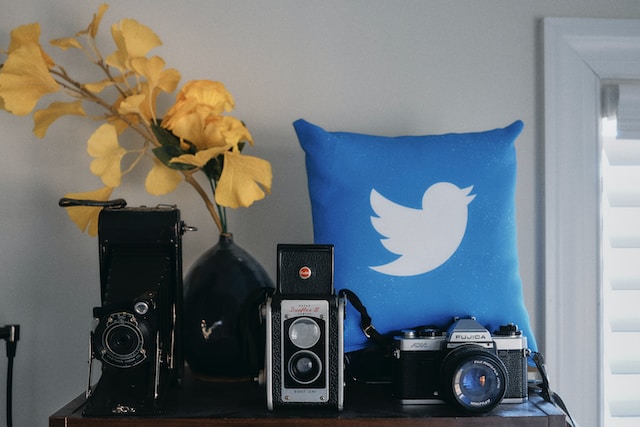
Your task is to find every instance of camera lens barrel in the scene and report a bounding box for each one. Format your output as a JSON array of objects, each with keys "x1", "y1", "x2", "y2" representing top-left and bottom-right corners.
[
  {"x1": 94, "y1": 311, "x2": 150, "y2": 368},
  {"x1": 440, "y1": 345, "x2": 508, "y2": 413},
  {"x1": 288, "y1": 350, "x2": 323, "y2": 384}
]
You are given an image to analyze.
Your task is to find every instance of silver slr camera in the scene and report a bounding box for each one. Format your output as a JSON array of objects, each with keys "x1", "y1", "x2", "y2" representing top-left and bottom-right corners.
[
  {"x1": 262, "y1": 244, "x2": 345, "y2": 410},
  {"x1": 392, "y1": 317, "x2": 529, "y2": 413}
]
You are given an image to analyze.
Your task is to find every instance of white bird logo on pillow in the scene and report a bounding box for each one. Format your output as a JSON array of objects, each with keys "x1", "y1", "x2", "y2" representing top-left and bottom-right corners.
[{"x1": 369, "y1": 182, "x2": 475, "y2": 276}]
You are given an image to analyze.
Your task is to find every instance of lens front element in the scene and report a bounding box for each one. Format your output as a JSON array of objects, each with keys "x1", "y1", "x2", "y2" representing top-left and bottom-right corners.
[
  {"x1": 289, "y1": 317, "x2": 321, "y2": 349},
  {"x1": 441, "y1": 346, "x2": 507, "y2": 412},
  {"x1": 288, "y1": 350, "x2": 323, "y2": 384}
]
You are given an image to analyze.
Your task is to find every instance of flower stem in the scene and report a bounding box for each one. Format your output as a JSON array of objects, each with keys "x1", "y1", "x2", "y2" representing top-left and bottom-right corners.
[
  {"x1": 209, "y1": 179, "x2": 227, "y2": 233},
  {"x1": 182, "y1": 171, "x2": 223, "y2": 233}
]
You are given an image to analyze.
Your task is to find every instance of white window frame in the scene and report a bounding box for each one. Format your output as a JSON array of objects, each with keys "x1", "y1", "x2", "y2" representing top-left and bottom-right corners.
[{"x1": 544, "y1": 18, "x2": 640, "y2": 427}]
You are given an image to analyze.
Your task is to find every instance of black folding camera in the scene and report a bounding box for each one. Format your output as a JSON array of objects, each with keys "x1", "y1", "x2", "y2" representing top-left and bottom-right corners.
[
  {"x1": 391, "y1": 317, "x2": 529, "y2": 413},
  {"x1": 261, "y1": 244, "x2": 345, "y2": 410},
  {"x1": 84, "y1": 204, "x2": 186, "y2": 416}
]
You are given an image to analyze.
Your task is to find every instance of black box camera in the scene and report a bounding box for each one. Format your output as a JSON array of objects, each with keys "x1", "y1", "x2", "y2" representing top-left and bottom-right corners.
[
  {"x1": 84, "y1": 204, "x2": 186, "y2": 416},
  {"x1": 262, "y1": 244, "x2": 345, "y2": 410},
  {"x1": 391, "y1": 317, "x2": 529, "y2": 413}
]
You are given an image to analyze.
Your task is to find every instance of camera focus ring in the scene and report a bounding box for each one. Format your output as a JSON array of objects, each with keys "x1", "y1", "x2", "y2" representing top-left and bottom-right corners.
[{"x1": 440, "y1": 345, "x2": 508, "y2": 413}]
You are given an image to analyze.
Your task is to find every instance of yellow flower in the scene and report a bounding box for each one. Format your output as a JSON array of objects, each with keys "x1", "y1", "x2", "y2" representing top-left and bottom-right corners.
[
  {"x1": 163, "y1": 80, "x2": 235, "y2": 129},
  {"x1": 61, "y1": 187, "x2": 114, "y2": 237},
  {"x1": 215, "y1": 151, "x2": 272, "y2": 209},
  {"x1": 33, "y1": 101, "x2": 86, "y2": 138},
  {"x1": 212, "y1": 115, "x2": 254, "y2": 147},
  {"x1": 0, "y1": 42, "x2": 59, "y2": 115},
  {"x1": 106, "y1": 18, "x2": 162, "y2": 72},
  {"x1": 87, "y1": 124, "x2": 126, "y2": 188},
  {"x1": 2, "y1": 7, "x2": 272, "y2": 235},
  {"x1": 163, "y1": 107, "x2": 212, "y2": 149}
]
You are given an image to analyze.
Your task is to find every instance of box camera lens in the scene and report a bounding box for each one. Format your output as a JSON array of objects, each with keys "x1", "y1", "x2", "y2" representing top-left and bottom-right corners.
[
  {"x1": 95, "y1": 310, "x2": 149, "y2": 368},
  {"x1": 263, "y1": 244, "x2": 345, "y2": 411}
]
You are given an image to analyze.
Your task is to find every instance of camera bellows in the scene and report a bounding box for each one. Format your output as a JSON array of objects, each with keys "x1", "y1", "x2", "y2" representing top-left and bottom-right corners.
[{"x1": 83, "y1": 205, "x2": 186, "y2": 416}]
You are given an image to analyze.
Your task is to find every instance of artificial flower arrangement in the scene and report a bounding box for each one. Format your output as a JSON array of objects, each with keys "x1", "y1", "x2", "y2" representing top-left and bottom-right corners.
[{"x1": 0, "y1": 3, "x2": 272, "y2": 235}]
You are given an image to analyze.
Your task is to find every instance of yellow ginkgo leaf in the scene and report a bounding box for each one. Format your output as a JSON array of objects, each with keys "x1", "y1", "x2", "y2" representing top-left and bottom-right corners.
[
  {"x1": 87, "y1": 124, "x2": 126, "y2": 187},
  {"x1": 106, "y1": 18, "x2": 161, "y2": 72},
  {"x1": 7, "y1": 23, "x2": 55, "y2": 68},
  {"x1": 50, "y1": 37, "x2": 82, "y2": 50},
  {"x1": 145, "y1": 158, "x2": 183, "y2": 195},
  {"x1": 61, "y1": 187, "x2": 113, "y2": 236},
  {"x1": 83, "y1": 74, "x2": 128, "y2": 94},
  {"x1": 215, "y1": 152, "x2": 272, "y2": 208},
  {"x1": 170, "y1": 146, "x2": 229, "y2": 168},
  {"x1": 118, "y1": 93, "x2": 145, "y2": 116},
  {"x1": 8, "y1": 22, "x2": 42, "y2": 51},
  {"x1": 77, "y1": 3, "x2": 109, "y2": 38},
  {"x1": 0, "y1": 43, "x2": 59, "y2": 116},
  {"x1": 33, "y1": 101, "x2": 86, "y2": 138},
  {"x1": 83, "y1": 78, "x2": 114, "y2": 94}
]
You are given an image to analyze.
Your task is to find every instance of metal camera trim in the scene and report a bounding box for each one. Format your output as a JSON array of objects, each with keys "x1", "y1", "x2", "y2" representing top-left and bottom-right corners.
[
  {"x1": 264, "y1": 244, "x2": 344, "y2": 411},
  {"x1": 281, "y1": 299, "x2": 330, "y2": 401},
  {"x1": 99, "y1": 311, "x2": 148, "y2": 368},
  {"x1": 265, "y1": 297, "x2": 345, "y2": 410},
  {"x1": 391, "y1": 317, "x2": 528, "y2": 412}
]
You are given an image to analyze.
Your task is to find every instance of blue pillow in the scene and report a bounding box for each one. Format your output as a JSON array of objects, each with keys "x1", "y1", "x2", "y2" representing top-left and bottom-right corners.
[{"x1": 293, "y1": 119, "x2": 537, "y2": 353}]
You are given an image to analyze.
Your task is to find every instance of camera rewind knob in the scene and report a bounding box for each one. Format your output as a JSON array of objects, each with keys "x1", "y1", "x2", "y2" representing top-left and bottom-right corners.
[{"x1": 496, "y1": 323, "x2": 520, "y2": 336}]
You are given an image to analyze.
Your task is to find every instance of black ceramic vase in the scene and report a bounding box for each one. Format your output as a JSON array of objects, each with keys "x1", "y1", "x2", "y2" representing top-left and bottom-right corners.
[{"x1": 183, "y1": 233, "x2": 274, "y2": 379}]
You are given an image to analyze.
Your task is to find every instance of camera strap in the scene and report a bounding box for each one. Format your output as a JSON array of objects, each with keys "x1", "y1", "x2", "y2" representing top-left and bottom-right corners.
[
  {"x1": 338, "y1": 289, "x2": 389, "y2": 349},
  {"x1": 531, "y1": 351, "x2": 579, "y2": 427}
]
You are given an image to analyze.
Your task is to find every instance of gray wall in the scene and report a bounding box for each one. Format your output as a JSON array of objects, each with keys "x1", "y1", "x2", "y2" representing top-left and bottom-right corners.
[{"x1": 1, "y1": 1, "x2": 639, "y2": 425}]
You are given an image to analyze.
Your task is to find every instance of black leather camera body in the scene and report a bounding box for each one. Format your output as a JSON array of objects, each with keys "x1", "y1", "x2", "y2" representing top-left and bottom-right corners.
[
  {"x1": 262, "y1": 244, "x2": 345, "y2": 411},
  {"x1": 84, "y1": 204, "x2": 186, "y2": 416}
]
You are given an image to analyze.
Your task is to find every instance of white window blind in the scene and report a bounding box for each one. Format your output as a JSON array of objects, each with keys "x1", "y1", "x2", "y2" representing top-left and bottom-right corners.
[{"x1": 601, "y1": 83, "x2": 640, "y2": 427}]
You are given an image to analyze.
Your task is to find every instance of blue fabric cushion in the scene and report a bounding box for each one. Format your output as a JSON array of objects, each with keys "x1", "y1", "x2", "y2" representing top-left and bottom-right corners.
[{"x1": 294, "y1": 119, "x2": 537, "y2": 353}]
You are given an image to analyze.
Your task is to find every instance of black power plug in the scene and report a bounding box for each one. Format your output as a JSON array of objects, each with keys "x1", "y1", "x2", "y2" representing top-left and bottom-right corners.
[
  {"x1": 1, "y1": 324, "x2": 20, "y2": 427},
  {"x1": 0, "y1": 325, "x2": 19, "y2": 356}
]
